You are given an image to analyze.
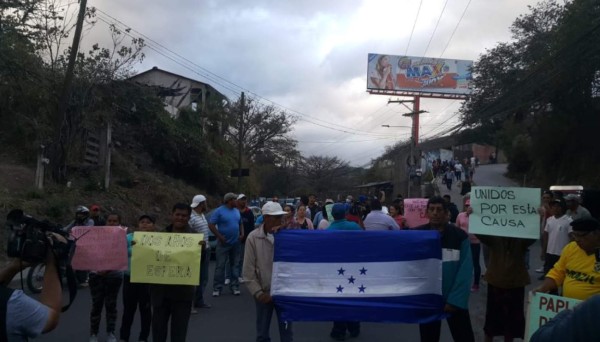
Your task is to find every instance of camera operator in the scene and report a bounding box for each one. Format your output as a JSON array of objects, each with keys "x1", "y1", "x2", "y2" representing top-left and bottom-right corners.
[{"x1": 0, "y1": 233, "x2": 64, "y2": 341}]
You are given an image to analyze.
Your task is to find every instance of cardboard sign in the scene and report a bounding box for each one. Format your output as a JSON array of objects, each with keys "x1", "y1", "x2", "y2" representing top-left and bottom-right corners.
[
  {"x1": 469, "y1": 186, "x2": 541, "y2": 239},
  {"x1": 131, "y1": 232, "x2": 203, "y2": 286},
  {"x1": 525, "y1": 292, "x2": 581, "y2": 341},
  {"x1": 403, "y1": 198, "x2": 429, "y2": 228},
  {"x1": 71, "y1": 226, "x2": 128, "y2": 271}
]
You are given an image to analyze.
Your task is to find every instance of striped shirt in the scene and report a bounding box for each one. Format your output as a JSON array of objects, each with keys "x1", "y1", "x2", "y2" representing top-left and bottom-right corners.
[{"x1": 189, "y1": 210, "x2": 210, "y2": 248}]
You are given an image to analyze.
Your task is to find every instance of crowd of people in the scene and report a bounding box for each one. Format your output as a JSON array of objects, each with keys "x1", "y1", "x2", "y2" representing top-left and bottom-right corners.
[{"x1": 3, "y1": 185, "x2": 600, "y2": 342}]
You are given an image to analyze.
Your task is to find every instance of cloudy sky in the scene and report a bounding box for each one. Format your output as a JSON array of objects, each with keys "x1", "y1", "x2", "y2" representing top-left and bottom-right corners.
[{"x1": 86, "y1": 0, "x2": 539, "y2": 166}]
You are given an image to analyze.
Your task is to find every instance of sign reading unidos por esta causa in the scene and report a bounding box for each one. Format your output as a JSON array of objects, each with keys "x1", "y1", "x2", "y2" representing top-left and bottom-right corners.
[
  {"x1": 469, "y1": 186, "x2": 541, "y2": 239},
  {"x1": 131, "y1": 232, "x2": 203, "y2": 285}
]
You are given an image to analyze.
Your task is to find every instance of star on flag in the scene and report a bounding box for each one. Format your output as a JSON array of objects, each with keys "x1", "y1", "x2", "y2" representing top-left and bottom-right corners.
[{"x1": 336, "y1": 267, "x2": 367, "y2": 293}]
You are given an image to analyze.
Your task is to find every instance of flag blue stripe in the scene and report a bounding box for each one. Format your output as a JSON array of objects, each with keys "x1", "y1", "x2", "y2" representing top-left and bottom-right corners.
[
  {"x1": 273, "y1": 294, "x2": 447, "y2": 323},
  {"x1": 274, "y1": 230, "x2": 441, "y2": 263}
]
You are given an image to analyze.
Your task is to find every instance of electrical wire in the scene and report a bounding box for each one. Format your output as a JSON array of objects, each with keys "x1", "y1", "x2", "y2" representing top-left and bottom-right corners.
[
  {"x1": 423, "y1": 0, "x2": 450, "y2": 57},
  {"x1": 439, "y1": 0, "x2": 473, "y2": 58},
  {"x1": 404, "y1": 0, "x2": 424, "y2": 55},
  {"x1": 95, "y1": 7, "x2": 398, "y2": 137}
]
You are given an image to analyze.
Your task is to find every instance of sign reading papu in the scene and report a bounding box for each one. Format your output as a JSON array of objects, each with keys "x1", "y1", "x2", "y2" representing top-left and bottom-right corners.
[
  {"x1": 469, "y1": 186, "x2": 541, "y2": 239},
  {"x1": 525, "y1": 292, "x2": 581, "y2": 341},
  {"x1": 131, "y1": 232, "x2": 203, "y2": 286}
]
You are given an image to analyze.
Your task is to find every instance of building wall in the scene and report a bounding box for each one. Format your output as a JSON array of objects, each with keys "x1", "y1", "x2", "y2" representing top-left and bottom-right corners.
[{"x1": 130, "y1": 69, "x2": 210, "y2": 117}]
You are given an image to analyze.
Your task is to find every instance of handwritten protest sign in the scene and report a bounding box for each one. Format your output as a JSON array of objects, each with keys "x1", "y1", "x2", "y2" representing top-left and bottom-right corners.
[
  {"x1": 525, "y1": 292, "x2": 581, "y2": 341},
  {"x1": 403, "y1": 198, "x2": 429, "y2": 228},
  {"x1": 131, "y1": 232, "x2": 203, "y2": 286},
  {"x1": 469, "y1": 186, "x2": 541, "y2": 239},
  {"x1": 71, "y1": 226, "x2": 128, "y2": 271}
]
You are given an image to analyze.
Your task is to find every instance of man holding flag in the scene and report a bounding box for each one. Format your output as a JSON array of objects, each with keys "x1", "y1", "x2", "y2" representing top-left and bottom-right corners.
[
  {"x1": 243, "y1": 201, "x2": 293, "y2": 342},
  {"x1": 416, "y1": 196, "x2": 475, "y2": 342},
  {"x1": 269, "y1": 202, "x2": 448, "y2": 340}
]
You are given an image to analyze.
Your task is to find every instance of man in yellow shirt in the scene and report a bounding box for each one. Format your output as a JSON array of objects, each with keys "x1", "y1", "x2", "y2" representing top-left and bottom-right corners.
[{"x1": 535, "y1": 217, "x2": 600, "y2": 300}]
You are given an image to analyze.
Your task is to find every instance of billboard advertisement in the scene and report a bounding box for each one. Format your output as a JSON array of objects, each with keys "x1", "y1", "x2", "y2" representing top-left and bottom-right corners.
[{"x1": 367, "y1": 54, "x2": 473, "y2": 95}]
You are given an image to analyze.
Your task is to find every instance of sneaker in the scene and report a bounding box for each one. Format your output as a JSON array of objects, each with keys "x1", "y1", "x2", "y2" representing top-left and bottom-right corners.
[
  {"x1": 471, "y1": 285, "x2": 479, "y2": 292},
  {"x1": 199, "y1": 303, "x2": 212, "y2": 309},
  {"x1": 212, "y1": 290, "x2": 221, "y2": 297},
  {"x1": 535, "y1": 266, "x2": 544, "y2": 273},
  {"x1": 224, "y1": 278, "x2": 231, "y2": 285},
  {"x1": 107, "y1": 333, "x2": 117, "y2": 342},
  {"x1": 239, "y1": 277, "x2": 245, "y2": 283},
  {"x1": 89, "y1": 335, "x2": 98, "y2": 342},
  {"x1": 191, "y1": 307, "x2": 198, "y2": 314},
  {"x1": 233, "y1": 289, "x2": 241, "y2": 296}
]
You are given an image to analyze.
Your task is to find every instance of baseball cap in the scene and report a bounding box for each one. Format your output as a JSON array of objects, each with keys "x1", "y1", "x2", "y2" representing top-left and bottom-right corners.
[
  {"x1": 570, "y1": 217, "x2": 600, "y2": 232},
  {"x1": 565, "y1": 194, "x2": 580, "y2": 202},
  {"x1": 237, "y1": 194, "x2": 247, "y2": 200},
  {"x1": 76, "y1": 205, "x2": 90, "y2": 213},
  {"x1": 224, "y1": 193, "x2": 237, "y2": 202},
  {"x1": 325, "y1": 198, "x2": 334, "y2": 204},
  {"x1": 331, "y1": 203, "x2": 347, "y2": 220},
  {"x1": 190, "y1": 194, "x2": 207, "y2": 208},
  {"x1": 261, "y1": 202, "x2": 287, "y2": 216}
]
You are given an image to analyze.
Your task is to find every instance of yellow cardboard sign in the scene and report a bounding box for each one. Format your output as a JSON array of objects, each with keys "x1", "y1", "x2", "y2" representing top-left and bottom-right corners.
[{"x1": 131, "y1": 232, "x2": 203, "y2": 285}]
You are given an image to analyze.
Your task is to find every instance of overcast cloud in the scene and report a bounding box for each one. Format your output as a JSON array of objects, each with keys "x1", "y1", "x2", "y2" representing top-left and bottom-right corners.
[{"x1": 87, "y1": 0, "x2": 539, "y2": 165}]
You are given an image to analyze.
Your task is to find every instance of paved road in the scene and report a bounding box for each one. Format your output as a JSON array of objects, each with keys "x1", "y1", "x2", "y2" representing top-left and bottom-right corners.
[{"x1": 23, "y1": 164, "x2": 540, "y2": 342}]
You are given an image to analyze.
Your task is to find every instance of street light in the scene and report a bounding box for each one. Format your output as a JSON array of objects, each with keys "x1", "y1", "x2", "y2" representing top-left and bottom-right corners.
[{"x1": 381, "y1": 125, "x2": 411, "y2": 128}]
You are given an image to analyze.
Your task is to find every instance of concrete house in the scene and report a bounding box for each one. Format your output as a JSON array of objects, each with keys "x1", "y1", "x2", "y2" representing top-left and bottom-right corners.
[{"x1": 129, "y1": 66, "x2": 226, "y2": 117}]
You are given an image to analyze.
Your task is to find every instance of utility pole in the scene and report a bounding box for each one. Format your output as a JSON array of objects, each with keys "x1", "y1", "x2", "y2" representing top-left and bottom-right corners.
[
  {"x1": 237, "y1": 92, "x2": 245, "y2": 192},
  {"x1": 53, "y1": 0, "x2": 87, "y2": 182},
  {"x1": 389, "y1": 96, "x2": 426, "y2": 197}
]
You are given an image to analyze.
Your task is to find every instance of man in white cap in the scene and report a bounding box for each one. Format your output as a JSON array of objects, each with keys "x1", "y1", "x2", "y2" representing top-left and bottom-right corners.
[
  {"x1": 189, "y1": 195, "x2": 211, "y2": 312},
  {"x1": 209, "y1": 193, "x2": 244, "y2": 296},
  {"x1": 565, "y1": 194, "x2": 591, "y2": 221},
  {"x1": 243, "y1": 201, "x2": 293, "y2": 342}
]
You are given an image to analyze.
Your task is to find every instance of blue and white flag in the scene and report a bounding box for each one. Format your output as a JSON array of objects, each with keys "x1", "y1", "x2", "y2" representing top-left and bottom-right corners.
[{"x1": 272, "y1": 230, "x2": 445, "y2": 323}]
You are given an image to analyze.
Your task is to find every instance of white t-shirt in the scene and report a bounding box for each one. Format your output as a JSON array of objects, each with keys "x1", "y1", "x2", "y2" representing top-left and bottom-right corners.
[
  {"x1": 545, "y1": 215, "x2": 573, "y2": 255},
  {"x1": 454, "y1": 164, "x2": 463, "y2": 172}
]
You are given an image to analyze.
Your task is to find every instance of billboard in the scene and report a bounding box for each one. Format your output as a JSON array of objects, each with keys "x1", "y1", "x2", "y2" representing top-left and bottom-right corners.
[{"x1": 367, "y1": 54, "x2": 473, "y2": 95}]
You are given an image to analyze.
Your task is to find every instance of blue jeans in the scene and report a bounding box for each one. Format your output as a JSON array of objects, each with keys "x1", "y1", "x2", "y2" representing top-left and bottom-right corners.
[
  {"x1": 213, "y1": 241, "x2": 241, "y2": 291},
  {"x1": 194, "y1": 248, "x2": 211, "y2": 307},
  {"x1": 255, "y1": 300, "x2": 293, "y2": 342}
]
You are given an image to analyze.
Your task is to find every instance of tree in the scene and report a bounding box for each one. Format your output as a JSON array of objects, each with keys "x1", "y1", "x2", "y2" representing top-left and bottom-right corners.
[
  {"x1": 459, "y1": 0, "x2": 600, "y2": 186},
  {"x1": 298, "y1": 155, "x2": 350, "y2": 194},
  {"x1": 226, "y1": 96, "x2": 297, "y2": 163}
]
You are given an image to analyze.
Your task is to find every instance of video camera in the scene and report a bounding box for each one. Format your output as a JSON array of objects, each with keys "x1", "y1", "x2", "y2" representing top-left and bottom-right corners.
[{"x1": 6, "y1": 209, "x2": 74, "y2": 264}]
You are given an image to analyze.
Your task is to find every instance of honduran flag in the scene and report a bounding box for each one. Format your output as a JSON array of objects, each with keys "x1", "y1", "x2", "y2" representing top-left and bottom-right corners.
[{"x1": 272, "y1": 230, "x2": 445, "y2": 323}]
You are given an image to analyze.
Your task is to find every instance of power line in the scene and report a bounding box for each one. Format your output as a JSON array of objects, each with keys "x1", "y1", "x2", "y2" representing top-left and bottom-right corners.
[
  {"x1": 405, "y1": 0, "x2": 424, "y2": 55},
  {"x1": 94, "y1": 7, "x2": 395, "y2": 137},
  {"x1": 423, "y1": 0, "x2": 450, "y2": 57},
  {"x1": 439, "y1": 0, "x2": 473, "y2": 58}
]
